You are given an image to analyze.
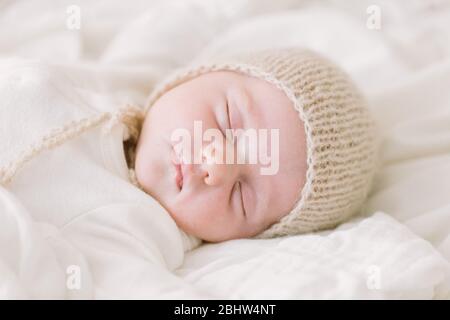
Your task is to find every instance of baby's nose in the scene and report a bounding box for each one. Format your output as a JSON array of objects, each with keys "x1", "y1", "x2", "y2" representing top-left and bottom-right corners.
[
  {"x1": 200, "y1": 140, "x2": 239, "y2": 187},
  {"x1": 203, "y1": 158, "x2": 243, "y2": 188},
  {"x1": 203, "y1": 162, "x2": 239, "y2": 187}
]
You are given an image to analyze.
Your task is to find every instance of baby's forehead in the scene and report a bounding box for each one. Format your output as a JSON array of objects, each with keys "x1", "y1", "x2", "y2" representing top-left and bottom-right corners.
[{"x1": 235, "y1": 74, "x2": 304, "y2": 139}]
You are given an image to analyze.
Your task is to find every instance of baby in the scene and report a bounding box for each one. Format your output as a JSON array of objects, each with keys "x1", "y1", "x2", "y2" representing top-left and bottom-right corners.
[
  {"x1": 0, "y1": 48, "x2": 378, "y2": 245},
  {"x1": 0, "y1": 47, "x2": 377, "y2": 298},
  {"x1": 132, "y1": 48, "x2": 379, "y2": 242}
]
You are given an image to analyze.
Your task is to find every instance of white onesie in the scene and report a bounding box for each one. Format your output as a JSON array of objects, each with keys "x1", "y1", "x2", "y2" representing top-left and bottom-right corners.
[{"x1": 0, "y1": 59, "x2": 204, "y2": 299}]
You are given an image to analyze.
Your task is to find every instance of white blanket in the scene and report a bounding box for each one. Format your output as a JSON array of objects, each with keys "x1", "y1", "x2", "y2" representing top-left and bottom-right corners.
[{"x1": 1, "y1": 0, "x2": 449, "y2": 299}]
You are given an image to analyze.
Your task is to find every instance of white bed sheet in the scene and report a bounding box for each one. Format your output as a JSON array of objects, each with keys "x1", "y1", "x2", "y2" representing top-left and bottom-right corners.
[{"x1": 0, "y1": 0, "x2": 449, "y2": 299}]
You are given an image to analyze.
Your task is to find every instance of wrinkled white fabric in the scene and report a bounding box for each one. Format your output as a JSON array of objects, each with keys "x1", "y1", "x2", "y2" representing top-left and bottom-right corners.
[{"x1": 0, "y1": 0, "x2": 449, "y2": 299}]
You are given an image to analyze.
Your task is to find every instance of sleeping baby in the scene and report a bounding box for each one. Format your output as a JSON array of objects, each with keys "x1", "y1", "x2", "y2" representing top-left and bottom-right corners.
[
  {"x1": 0, "y1": 48, "x2": 378, "y2": 250},
  {"x1": 131, "y1": 48, "x2": 379, "y2": 243}
]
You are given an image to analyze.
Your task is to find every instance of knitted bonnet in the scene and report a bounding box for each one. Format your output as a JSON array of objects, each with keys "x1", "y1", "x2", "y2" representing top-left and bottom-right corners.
[{"x1": 139, "y1": 47, "x2": 379, "y2": 239}]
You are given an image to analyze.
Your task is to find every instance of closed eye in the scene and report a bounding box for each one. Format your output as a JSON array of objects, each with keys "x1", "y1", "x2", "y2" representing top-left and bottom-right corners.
[
  {"x1": 217, "y1": 100, "x2": 232, "y2": 139},
  {"x1": 225, "y1": 100, "x2": 232, "y2": 129},
  {"x1": 237, "y1": 181, "x2": 246, "y2": 218},
  {"x1": 223, "y1": 99, "x2": 237, "y2": 145}
]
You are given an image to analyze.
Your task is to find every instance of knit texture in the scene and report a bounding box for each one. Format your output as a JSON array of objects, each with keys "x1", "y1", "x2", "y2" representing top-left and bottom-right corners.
[
  {"x1": 142, "y1": 48, "x2": 379, "y2": 239},
  {"x1": 0, "y1": 104, "x2": 144, "y2": 187}
]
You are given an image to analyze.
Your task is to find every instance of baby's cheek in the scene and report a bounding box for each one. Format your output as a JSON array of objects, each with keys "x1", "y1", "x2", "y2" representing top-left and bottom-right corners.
[
  {"x1": 171, "y1": 197, "x2": 212, "y2": 233},
  {"x1": 173, "y1": 194, "x2": 237, "y2": 241}
]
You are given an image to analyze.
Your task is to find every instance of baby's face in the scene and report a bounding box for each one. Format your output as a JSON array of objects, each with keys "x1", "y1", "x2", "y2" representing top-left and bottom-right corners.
[{"x1": 135, "y1": 71, "x2": 306, "y2": 242}]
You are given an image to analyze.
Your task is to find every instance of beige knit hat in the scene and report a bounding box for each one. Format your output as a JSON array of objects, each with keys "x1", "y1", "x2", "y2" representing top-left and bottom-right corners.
[{"x1": 141, "y1": 47, "x2": 379, "y2": 239}]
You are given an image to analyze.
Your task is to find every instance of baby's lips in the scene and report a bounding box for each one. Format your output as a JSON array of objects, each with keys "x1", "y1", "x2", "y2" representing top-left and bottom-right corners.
[{"x1": 174, "y1": 162, "x2": 183, "y2": 190}]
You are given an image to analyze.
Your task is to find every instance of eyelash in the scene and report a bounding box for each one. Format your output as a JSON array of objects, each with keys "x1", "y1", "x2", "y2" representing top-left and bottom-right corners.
[
  {"x1": 223, "y1": 100, "x2": 237, "y2": 145},
  {"x1": 235, "y1": 181, "x2": 246, "y2": 218},
  {"x1": 224, "y1": 101, "x2": 246, "y2": 217},
  {"x1": 238, "y1": 181, "x2": 247, "y2": 217},
  {"x1": 225, "y1": 100, "x2": 232, "y2": 129}
]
